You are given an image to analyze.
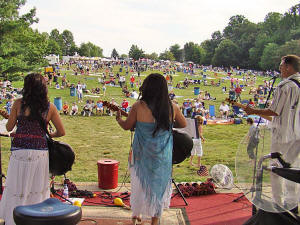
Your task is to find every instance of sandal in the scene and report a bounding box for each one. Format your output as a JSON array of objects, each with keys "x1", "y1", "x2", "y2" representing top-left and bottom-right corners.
[{"x1": 132, "y1": 216, "x2": 142, "y2": 225}]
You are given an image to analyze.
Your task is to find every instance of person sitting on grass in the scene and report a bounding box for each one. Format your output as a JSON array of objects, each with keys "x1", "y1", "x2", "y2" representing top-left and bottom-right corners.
[
  {"x1": 96, "y1": 100, "x2": 104, "y2": 115},
  {"x1": 219, "y1": 101, "x2": 230, "y2": 119},
  {"x1": 182, "y1": 99, "x2": 193, "y2": 117},
  {"x1": 62, "y1": 102, "x2": 69, "y2": 115},
  {"x1": 55, "y1": 82, "x2": 60, "y2": 89},
  {"x1": 70, "y1": 102, "x2": 78, "y2": 116},
  {"x1": 82, "y1": 99, "x2": 93, "y2": 117}
]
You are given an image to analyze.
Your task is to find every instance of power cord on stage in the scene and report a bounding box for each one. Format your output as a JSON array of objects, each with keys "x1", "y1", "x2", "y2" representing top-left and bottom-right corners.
[{"x1": 68, "y1": 131, "x2": 134, "y2": 207}]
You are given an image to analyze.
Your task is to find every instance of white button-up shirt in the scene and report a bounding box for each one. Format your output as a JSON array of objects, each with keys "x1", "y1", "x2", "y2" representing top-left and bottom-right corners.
[{"x1": 269, "y1": 73, "x2": 300, "y2": 146}]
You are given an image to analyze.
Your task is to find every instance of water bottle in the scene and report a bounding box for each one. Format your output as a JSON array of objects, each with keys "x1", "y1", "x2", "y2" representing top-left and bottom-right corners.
[{"x1": 63, "y1": 184, "x2": 69, "y2": 199}]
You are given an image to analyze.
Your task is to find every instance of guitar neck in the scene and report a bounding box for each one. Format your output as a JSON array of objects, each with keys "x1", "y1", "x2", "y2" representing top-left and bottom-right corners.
[
  {"x1": 231, "y1": 101, "x2": 246, "y2": 109},
  {"x1": 103, "y1": 101, "x2": 128, "y2": 117},
  {"x1": 225, "y1": 98, "x2": 272, "y2": 121}
]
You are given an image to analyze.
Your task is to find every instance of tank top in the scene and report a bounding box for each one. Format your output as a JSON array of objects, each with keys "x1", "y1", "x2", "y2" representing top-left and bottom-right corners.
[{"x1": 11, "y1": 104, "x2": 49, "y2": 151}]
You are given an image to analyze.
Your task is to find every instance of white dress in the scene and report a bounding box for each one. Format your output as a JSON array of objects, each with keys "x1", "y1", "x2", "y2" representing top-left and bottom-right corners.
[{"x1": 0, "y1": 150, "x2": 50, "y2": 225}]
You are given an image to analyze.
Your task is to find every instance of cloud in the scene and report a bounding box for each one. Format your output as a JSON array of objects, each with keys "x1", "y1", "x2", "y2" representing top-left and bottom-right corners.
[{"x1": 20, "y1": 0, "x2": 299, "y2": 56}]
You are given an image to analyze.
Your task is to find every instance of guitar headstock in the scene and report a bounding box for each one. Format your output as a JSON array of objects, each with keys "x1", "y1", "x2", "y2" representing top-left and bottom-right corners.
[
  {"x1": 0, "y1": 109, "x2": 9, "y2": 119},
  {"x1": 225, "y1": 98, "x2": 235, "y2": 105}
]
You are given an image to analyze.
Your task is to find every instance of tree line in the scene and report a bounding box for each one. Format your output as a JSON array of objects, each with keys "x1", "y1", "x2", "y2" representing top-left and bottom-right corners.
[
  {"x1": 126, "y1": 3, "x2": 299, "y2": 71},
  {"x1": 0, "y1": 0, "x2": 299, "y2": 78}
]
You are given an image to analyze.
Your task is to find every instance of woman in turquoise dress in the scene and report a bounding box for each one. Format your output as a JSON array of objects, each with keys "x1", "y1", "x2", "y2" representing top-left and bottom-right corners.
[{"x1": 116, "y1": 73, "x2": 186, "y2": 225}]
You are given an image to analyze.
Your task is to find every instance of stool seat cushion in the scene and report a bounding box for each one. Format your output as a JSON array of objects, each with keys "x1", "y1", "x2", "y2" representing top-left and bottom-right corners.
[{"x1": 13, "y1": 198, "x2": 82, "y2": 225}]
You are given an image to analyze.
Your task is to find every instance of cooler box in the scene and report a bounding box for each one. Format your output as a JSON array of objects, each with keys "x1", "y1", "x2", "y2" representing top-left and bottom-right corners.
[
  {"x1": 70, "y1": 87, "x2": 77, "y2": 96},
  {"x1": 54, "y1": 97, "x2": 62, "y2": 111},
  {"x1": 97, "y1": 159, "x2": 119, "y2": 189},
  {"x1": 194, "y1": 87, "x2": 200, "y2": 95}
]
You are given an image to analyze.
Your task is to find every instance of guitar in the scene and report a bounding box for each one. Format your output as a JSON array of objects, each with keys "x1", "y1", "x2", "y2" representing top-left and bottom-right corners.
[
  {"x1": 104, "y1": 100, "x2": 193, "y2": 164},
  {"x1": 225, "y1": 98, "x2": 272, "y2": 121},
  {"x1": 102, "y1": 101, "x2": 128, "y2": 117}
]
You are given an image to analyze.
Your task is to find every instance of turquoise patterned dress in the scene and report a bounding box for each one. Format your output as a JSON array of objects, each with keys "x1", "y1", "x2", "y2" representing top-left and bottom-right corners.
[{"x1": 130, "y1": 121, "x2": 173, "y2": 217}]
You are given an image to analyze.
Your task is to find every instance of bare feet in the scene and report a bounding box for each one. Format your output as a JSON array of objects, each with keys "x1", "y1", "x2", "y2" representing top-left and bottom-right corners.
[
  {"x1": 190, "y1": 162, "x2": 195, "y2": 166},
  {"x1": 132, "y1": 216, "x2": 142, "y2": 225},
  {"x1": 151, "y1": 217, "x2": 160, "y2": 225}
]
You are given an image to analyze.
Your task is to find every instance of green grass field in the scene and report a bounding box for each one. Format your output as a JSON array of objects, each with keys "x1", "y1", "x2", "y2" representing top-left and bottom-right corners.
[{"x1": 0, "y1": 66, "x2": 276, "y2": 183}]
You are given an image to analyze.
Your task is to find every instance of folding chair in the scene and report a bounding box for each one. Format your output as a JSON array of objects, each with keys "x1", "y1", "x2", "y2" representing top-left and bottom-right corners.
[{"x1": 209, "y1": 105, "x2": 215, "y2": 118}]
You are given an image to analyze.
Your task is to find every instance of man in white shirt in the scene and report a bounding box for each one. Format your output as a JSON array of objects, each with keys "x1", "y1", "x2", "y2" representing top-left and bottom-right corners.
[
  {"x1": 219, "y1": 101, "x2": 230, "y2": 119},
  {"x1": 245, "y1": 54, "x2": 300, "y2": 211}
]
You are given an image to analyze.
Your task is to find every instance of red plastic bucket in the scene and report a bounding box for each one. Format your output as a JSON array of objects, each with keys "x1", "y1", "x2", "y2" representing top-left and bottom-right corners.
[{"x1": 97, "y1": 159, "x2": 119, "y2": 189}]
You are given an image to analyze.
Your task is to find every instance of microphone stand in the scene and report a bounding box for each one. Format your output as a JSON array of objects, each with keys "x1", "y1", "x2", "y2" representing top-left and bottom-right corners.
[{"x1": 50, "y1": 175, "x2": 73, "y2": 204}]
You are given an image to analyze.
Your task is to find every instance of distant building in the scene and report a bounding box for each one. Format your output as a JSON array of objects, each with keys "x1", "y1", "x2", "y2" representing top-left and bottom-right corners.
[{"x1": 45, "y1": 54, "x2": 59, "y2": 65}]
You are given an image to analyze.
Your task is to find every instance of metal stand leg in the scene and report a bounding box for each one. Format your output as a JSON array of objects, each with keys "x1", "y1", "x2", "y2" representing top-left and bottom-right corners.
[
  {"x1": 172, "y1": 178, "x2": 188, "y2": 206},
  {"x1": 50, "y1": 176, "x2": 73, "y2": 204}
]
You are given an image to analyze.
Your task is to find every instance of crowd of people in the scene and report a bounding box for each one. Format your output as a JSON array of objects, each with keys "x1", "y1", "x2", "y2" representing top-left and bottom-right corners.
[
  {"x1": 0, "y1": 54, "x2": 299, "y2": 225},
  {"x1": 62, "y1": 98, "x2": 131, "y2": 117}
]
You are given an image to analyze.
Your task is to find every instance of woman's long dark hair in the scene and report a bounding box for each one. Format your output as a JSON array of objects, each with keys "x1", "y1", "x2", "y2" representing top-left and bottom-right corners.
[
  {"x1": 139, "y1": 73, "x2": 172, "y2": 136},
  {"x1": 21, "y1": 73, "x2": 49, "y2": 120}
]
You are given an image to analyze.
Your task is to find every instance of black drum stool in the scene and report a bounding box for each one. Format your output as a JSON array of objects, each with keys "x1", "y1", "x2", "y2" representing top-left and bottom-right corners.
[{"x1": 13, "y1": 198, "x2": 82, "y2": 225}]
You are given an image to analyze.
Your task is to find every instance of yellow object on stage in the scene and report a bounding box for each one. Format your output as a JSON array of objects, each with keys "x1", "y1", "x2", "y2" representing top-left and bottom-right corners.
[
  {"x1": 114, "y1": 198, "x2": 131, "y2": 210},
  {"x1": 73, "y1": 200, "x2": 82, "y2": 207},
  {"x1": 114, "y1": 198, "x2": 124, "y2": 206}
]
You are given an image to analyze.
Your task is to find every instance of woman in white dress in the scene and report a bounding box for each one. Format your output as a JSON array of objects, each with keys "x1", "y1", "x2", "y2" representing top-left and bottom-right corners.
[
  {"x1": 116, "y1": 73, "x2": 186, "y2": 225},
  {"x1": 0, "y1": 73, "x2": 65, "y2": 225}
]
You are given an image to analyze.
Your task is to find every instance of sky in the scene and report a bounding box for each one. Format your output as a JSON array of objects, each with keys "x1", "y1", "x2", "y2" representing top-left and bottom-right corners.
[{"x1": 20, "y1": 0, "x2": 299, "y2": 57}]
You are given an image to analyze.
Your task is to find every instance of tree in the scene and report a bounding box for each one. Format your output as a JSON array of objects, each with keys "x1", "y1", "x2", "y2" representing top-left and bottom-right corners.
[
  {"x1": 50, "y1": 29, "x2": 62, "y2": 44},
  {"x1": 169, "y1": 44, "x2": 182, "y2": 62},
  {"x1": 262, "y1": 12, "x2": 282, "y2": 36},
  {"x1": 183, "y1": 42, "x2": 205, "y2": 64},
  {"x1": 46, "y1": 39, "x2": 62, "y2": 56},
  {"x1": 111, "y1": 48, "x2": 119, "y2": 59},
  {"x1": 223, "y1": 15, "x2": 248, "y2": 41},
  {"x1": 69, "y1": 43, "x2": 78, "y2": 56},
  {"x1": 128, "y1": 45, "x2": 144, "y2": 60},
  {"x1": 0, "y1": 0, "x2": 48, "y2": 77},
  {"x1": 259, "y1": 43, "x2": 280, "y2": 70},
  {"x1": 159, "y1": 50, "x2": 175, "y2": 61},
  {"x1": 144, "y1": 52, "x2": 158, "y2": 60},
  {"x1": 248, "y1": 33, "x2": 272, "y2": 69},
  {"x1": 201, "y1": 31, "x2": 223, "y2": 65},
  {"x1": 212, "y1": 39, "x2": 240, "y2": 67},
  {"x1": 278, "y1": 39, "x2": 300, "y2": 58},
  {"x1": 61, "y1": 30, "x2": 76, "y2": 56},
  {"x1": 78, "y1": 42, "x2": 103, "y2": 57},
  {"x1": 120, "y1": 54, "x2": 128, "y2": 59}
]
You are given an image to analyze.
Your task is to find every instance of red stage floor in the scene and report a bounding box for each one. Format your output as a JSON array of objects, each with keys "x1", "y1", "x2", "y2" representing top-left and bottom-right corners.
[{"x1": 82, "y1": 192, "x2": 252, "y2": 225}]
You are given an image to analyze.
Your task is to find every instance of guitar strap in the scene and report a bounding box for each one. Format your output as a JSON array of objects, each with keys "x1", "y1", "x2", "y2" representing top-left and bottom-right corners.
[
  {"x1": 194, "y1": 118, "x2": 200, "y2": 139},
  {"x1": 290, "y1": 78, "x2": 300, "y2": 89}
]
